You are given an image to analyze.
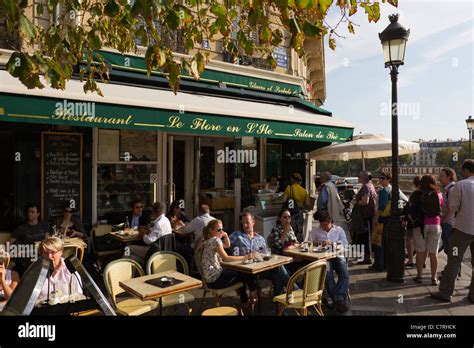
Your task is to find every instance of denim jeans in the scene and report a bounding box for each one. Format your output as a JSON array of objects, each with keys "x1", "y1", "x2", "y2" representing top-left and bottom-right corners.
[
  {"x1": 265, "y1": 265, "x2": 299, "y2": 296},
  {"x1": 441, "y1": 223, "x2": 453, "y2": 255},
  {"x1": 373, "y1": 223, "x2": 388, "y2": 270},
  {"x1": 326, "y1": 257, "x2": 349, "y2": 302}
]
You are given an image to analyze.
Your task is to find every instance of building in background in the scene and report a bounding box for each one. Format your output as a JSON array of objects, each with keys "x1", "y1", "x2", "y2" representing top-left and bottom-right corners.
[
  {"x1": 410, "y1": 139, "x2": 464, "y2": 166},
  {"x1": 0, "y1": 1, "x2": 354, "y2": 232}
]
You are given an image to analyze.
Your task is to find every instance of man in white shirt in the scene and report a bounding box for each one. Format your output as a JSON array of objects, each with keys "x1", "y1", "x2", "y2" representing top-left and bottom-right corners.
[
  {"x1": 432, "y1": 160, "x2": 474, "y2": 303},
  {"x1": 310, "y1": 213, "x2": 349, "y2": 313},
  {"x1": 127, "y1": 202, "x2": 172, "y2": 264},
  {"x1": 181, "y1": 205, "x2": 215, "y2": 243}
]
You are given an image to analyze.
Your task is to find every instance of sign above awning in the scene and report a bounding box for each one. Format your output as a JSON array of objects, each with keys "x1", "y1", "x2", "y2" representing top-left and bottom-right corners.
[
  {"x1": 96, "y1": 50, "x2": 306, "y2": 98},
  {"x1": 0, "y1": 71, "x2": 354, "y2": 142}
]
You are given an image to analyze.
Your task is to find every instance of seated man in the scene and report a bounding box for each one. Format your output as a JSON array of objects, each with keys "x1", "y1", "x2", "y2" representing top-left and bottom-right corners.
[
  {"x1": 180, "y1": 204, "x2": 215, "y2": 242},
  {"x1": 309, "y1": 213, "x2": 349, "y2": 314},
  {"x1": 125, "y1": 198, "x2": 151, "y2": 229},
  {"x1": 175, "y1": 204, "x2": 215, "y2": 268},
  {"x1": 11, "y1": 203, "x2": 51, "y2": 276},
  {"x1": 127, "y1": 202, "x2": 172, "y2": 265},
  {"x1": 230, "y1": 211, "x2": 293, "y2": 296}
]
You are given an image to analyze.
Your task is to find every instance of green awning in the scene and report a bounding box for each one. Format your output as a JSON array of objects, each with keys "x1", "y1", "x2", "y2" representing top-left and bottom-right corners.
[
  {"x1": 0, "y1": 68, "x2": 353, "y2": 143},
  {"x1": 0, "y1": 92, "x2": 353, "y2": 142}
]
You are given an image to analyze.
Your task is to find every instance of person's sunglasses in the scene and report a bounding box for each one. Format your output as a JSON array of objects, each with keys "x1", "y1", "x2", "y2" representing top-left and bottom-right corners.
[
  {"x1": 282, "y1": 215, "x2": 291, "y2": 219},
  {"x1": 217, "y1": 228, "x2": 223, "y2": 232}
]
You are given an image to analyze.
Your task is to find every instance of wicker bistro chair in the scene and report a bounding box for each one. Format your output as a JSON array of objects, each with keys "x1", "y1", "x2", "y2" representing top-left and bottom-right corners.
[
  {"x1": 63, "y1": 243, "x2": 85, "y2": 263},
  {"x1": 103, "y1": 258, "x2": 159, "y2": 316},
  {"x1": 0, "y1": 232, "x2": 11, "y2": 245},
  {"x1": 194, "y1": 238, "x2": 244, "y2": 311},
  {"x1": 145, "y1": 251, "x2": 194, "y2": 315},
  {"x1": 273, "y1": 260, "x2": 327, "y2": 316}
]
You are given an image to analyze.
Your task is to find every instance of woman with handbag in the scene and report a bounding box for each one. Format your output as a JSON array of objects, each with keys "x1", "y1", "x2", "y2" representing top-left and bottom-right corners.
[{"x1": 283, "y1": 173, "x2": 309, "y2": 241}]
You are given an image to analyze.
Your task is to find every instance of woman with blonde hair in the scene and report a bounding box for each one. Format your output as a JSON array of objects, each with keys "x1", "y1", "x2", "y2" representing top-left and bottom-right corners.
[
  {"x1": 37, "y1": 237, "x2": 83, "y2": 303},
  {"x1": 199, "y1": 219, "x2": 257, "y2": 306},
  {"x1": 0, "y1": 252, "x2": 19, "y2": 311}
]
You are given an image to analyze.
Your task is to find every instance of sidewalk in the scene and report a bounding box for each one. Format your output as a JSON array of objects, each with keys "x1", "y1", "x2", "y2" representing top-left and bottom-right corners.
[{"x1": 346, "y1": 252, "x2": 474, "y2": 316}]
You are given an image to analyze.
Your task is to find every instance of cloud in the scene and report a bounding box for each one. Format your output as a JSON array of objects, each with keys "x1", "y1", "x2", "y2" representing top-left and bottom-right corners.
[{"x1": 324, "y1": 1, "x2": 474, "y2": 75}]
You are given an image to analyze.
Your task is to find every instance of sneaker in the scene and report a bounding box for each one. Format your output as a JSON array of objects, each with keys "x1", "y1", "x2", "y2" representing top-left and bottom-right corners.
[
  {"x1": 431, "y1": 291, "x2": 452, "y2": 302},
  {"x1": 334, "y1": 300, "x2": 349, "y2": 313}
]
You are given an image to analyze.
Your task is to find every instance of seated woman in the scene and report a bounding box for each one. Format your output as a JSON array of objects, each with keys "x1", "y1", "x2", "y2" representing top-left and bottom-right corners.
[
  {"x1": 166, "y1": 201, "x2": 190, "y2": 230},
  {"x1": 0, "y1": 253, "x2": 19, "y2": 311},
  {"x1": 54, "y1": 202, "x2": 86, "y2": 240},
  {"x1": 37, "y1": 237, "x2": 83, "y2": 303},
  {"x1": 200, "y1": 219, "x2": 258, "y2": 308},
  {"x1": 269, "y1": 209, "x2": 306, "y2": 278},
  {"x1": 269, "y1": 209, "x2": 298, "y2": 254},
  {"x1": 265, "y1": 176, "x2": 279, "y2": 193}
]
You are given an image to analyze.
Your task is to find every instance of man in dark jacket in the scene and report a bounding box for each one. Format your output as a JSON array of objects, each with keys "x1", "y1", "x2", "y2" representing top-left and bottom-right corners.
[{"x1": 124, "y1": 199, "x2": 151, "y2": 229}]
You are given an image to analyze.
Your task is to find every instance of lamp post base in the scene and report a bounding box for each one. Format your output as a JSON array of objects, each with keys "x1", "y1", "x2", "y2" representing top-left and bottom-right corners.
[{"x1": 385, "y1": 216, "x2": 406, "y2": 283}]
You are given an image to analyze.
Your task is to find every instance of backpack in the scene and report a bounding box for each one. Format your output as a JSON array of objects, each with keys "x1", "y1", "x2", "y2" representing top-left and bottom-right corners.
[{"x1": 421, "y1": 191, "x2": 441, "y2": 218}]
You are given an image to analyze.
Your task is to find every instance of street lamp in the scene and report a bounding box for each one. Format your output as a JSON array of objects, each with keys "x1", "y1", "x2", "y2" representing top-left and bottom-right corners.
[
  {"x1": 466, "y1": 116, "x2": 474, "y2": 159},
  {"x1": 379, "y1": 14, "x2": 410, "y2": 283}
]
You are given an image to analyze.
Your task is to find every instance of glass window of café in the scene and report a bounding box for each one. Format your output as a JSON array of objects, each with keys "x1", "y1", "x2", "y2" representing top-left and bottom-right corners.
[
  {"x1": 95, "y1": 129, "x2": 159, "y2": 223},
  {"x1": 199, "y1": 137, "x2": 261, "y2": 231}
]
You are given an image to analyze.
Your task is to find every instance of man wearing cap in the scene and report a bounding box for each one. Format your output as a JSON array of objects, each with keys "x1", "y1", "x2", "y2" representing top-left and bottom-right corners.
[{"x1": 351, "y1": 171, "x2": 378, "y2": 264}]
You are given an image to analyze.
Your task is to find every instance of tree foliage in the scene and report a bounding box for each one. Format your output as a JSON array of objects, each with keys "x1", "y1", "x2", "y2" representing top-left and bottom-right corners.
[{"x1": 0, "y1": 0, "x2": 397, "y2": 95}]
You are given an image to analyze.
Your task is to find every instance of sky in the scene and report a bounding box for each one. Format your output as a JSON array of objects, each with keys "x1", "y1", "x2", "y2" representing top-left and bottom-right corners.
[{"x1": 321, "y1": 0, "x2": 474, "y2": 142}]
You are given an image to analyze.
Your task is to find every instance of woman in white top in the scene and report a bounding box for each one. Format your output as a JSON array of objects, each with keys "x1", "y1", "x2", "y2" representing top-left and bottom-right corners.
[
  {"x1": 0, "y1": 253, "x2": 19, "y2": 311},
  {"x1": 37, "y1": 237, "x2": 83, "y2": 303},
  {"x1": 200, "y1": 219, "x2": 257, "y2": 306}
]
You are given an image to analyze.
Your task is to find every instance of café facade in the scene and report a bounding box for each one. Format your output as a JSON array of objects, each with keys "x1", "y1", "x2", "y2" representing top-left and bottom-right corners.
[{"x1": 0, "y1": 49, "x2": 354, "y2": 233}]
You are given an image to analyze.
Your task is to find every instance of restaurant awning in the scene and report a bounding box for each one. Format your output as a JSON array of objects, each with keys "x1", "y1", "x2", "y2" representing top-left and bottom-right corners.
[{"x1": 0, "y1": 70, "x2": 354, "y2": 142}]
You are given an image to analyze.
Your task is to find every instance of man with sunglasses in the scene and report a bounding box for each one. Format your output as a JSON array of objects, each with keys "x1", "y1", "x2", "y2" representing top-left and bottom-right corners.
[
  {"x1": 230, "y1": 211, "x2": 294, "y2": 296},
  {"x1": 124, "y1": 199, "x2": 151, "y2": 230}
]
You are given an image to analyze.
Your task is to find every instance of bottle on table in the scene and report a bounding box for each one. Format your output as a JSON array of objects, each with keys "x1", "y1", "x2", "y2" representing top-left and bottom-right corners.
[{"x1": 125, "y1": 216, "x2": 130, "y2": 229}]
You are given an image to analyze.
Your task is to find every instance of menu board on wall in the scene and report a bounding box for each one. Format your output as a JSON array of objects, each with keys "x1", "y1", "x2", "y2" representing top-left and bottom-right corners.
[
  {"x1": 41, "y1": 132, "x2": 83, "y2": 221},
  {"x1": 266, "y1": 143, "x2": 282, "y2": 178}
]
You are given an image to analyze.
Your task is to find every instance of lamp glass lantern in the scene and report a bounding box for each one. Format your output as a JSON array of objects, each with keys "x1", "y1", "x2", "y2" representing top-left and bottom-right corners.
[
  {"x1": 466, "y1": 116, "x2": 474, "y2": 131},
  {"x1": 379, "y1": 14, "x2": 410, "y2": 67}
]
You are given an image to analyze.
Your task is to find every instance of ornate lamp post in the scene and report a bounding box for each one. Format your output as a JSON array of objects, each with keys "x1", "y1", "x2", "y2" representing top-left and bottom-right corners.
[
  {"x1": 379, "y1": 14, "x2": 410, "y2": 283},
  {"x1": 466, "y1": 116, "x2": 473, "y2": 159}
]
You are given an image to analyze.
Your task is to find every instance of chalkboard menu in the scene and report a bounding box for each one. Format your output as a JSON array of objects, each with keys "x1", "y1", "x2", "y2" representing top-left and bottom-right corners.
[
  {"x1": 41, "y1": 132, "x2": 83, "y2": 221},
  {"x1": 266, "y1": 143, "x2": 282, "y2": 178}
]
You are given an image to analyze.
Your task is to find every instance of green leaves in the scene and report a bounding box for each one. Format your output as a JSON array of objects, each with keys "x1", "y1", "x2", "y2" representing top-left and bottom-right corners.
[
  {"x1": 302, "y1": 21, "x2": 322, "y2": 37},
  {"x1": 190, "y1": 51, "x2": 206, "y2": 79},
  {"x1": 210, "y1": 3, "x2": 227, "y2": 17},
  {"x1": 348, "y1": 21, "x2": 355, "y2": 34},
  {"x1": 0, "y1": 0, "x2": 399, "y2": 96},
  {"x1": 361, "y1": 2, "x2": 381, "y2": 23},
  {"x1": 104, "y1": 0, "x2": 120, "y2": 17},
  {"x1": 19, "y1": 15, "x2": 36, "y2": 40},
  {"x1": 6, "y1": 52, "x2": 44, "y2": 89},
  {"x1": 318, "y1": 0, "x2": 334, "y2": 14}
]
